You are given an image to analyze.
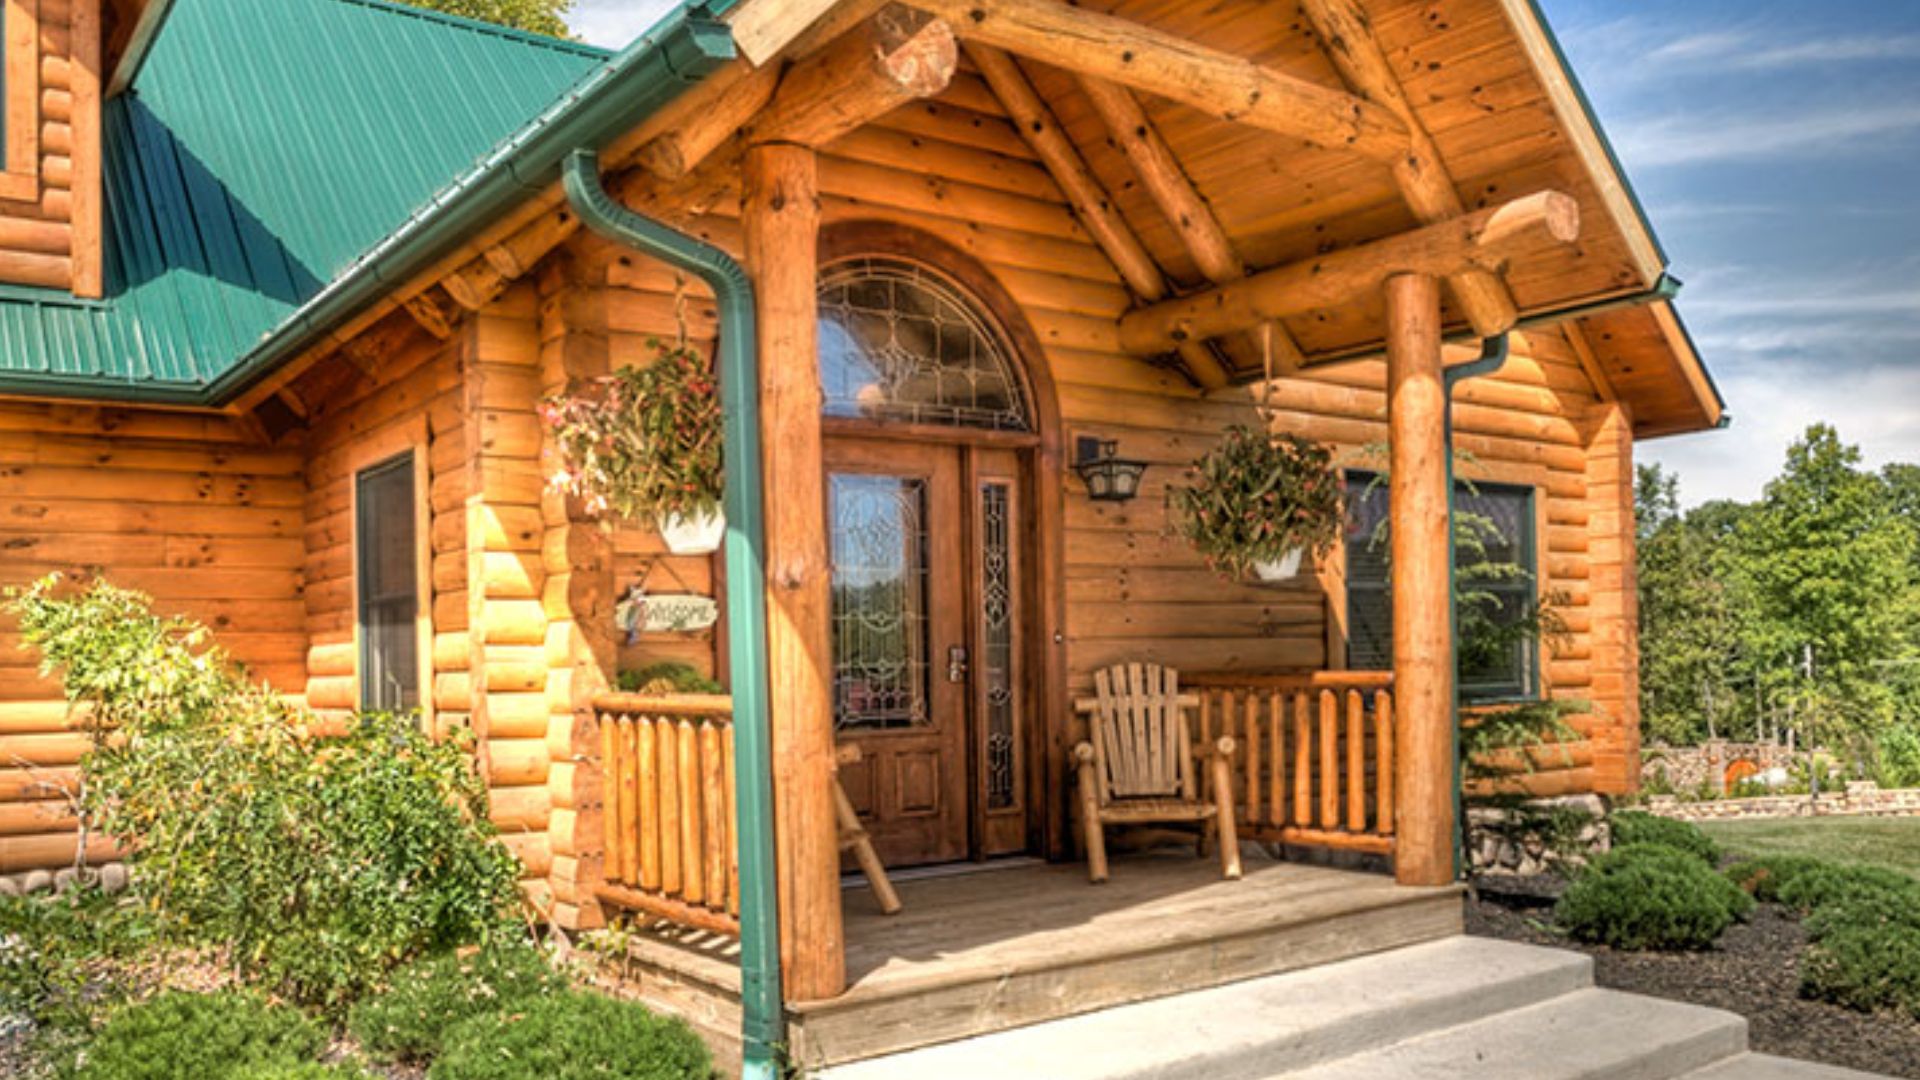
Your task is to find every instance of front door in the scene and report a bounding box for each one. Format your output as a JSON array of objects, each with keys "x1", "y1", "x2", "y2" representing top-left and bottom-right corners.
[{"x1": 827, "y1": 438, "x2": 970, "y2": 866}]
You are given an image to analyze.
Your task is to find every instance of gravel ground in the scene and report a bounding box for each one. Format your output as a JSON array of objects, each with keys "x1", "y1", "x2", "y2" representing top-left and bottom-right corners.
[{"x1": 1469, "y1": 881, "x2": 1920, "y2": 1079}]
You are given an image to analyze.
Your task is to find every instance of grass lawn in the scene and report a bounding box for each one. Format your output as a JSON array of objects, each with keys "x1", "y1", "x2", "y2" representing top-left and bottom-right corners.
[{"x1": 1698, "y1": 816, "x2": 1920, "y2": 877}]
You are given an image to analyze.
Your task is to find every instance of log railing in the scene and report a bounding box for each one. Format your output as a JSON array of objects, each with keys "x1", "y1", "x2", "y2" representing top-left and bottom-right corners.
[
  {"x1": 1184, "y1": 672, "x2": 1397, "y2": 856},
  {"x1": 592, "y1": 693, "x2": 739, "y2": 935}
]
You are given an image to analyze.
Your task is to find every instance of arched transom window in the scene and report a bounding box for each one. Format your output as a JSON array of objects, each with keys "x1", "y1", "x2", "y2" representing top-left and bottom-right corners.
[{"x1": 817, "y1": 256, "x2": 1032, "y2": 432}]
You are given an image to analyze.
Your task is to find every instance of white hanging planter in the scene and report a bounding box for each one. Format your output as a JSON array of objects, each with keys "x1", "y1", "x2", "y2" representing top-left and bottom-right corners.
[
  {"x1": 1249, "y1": 547, "x2": 1305, "y2": 583},
  {"x1": 657, "y1": 507, "x2": 726, "y2": 555}
]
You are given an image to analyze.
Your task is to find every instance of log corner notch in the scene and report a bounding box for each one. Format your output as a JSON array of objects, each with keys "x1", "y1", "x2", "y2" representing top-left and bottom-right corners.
[
  {"x1": 744, "y1": 3, "x2": 958, "y2": 148},
  {"x1": 1117, "y1": 190, "x2": 1581, "y2": 357}
]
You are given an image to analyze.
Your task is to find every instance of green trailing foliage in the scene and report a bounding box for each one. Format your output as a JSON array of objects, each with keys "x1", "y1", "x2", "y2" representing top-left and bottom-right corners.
[
  {"x1": 1172, "y1": 426, "x2": 1342, "y2": 580},
  {"x1": 68, "y1": 991, "x2": 328, "y2": 1080},
  {"x1": 1555, "y1": 843, "x2": 1754, "y2": 951},
  {"x1": 1723, "y1": 855, "x2": 1826, "y2": 903},
  {"x1": 542, "y1": 342, "x2": 725, "y2": 522},
  {"x1": 615, "y1": 662, "x2": 725, "y2": 695},
  {"x1": 427, "y1": 990, "x2": 712, "y2": 1080},
  {"x1": 395, "y1": 0, "x2": 571, "y2": 37},
  {"x1": 1609, "y1": 811, "x2": 1719, "y2": 865},
  {"x1": 347, "y1": 944, "x2": 565, "y2": 1064},
  {"x1": 0, "y1": 886, "x2": 157, "y2": 1032},
  {"x1": 5, "y1": 576, "x2": 523, "y2": 1013}
]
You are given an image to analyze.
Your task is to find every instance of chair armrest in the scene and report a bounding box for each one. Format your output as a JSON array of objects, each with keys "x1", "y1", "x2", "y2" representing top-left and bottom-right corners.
[
  {"x1": 1210, "y1": 735, "x2": 1237, "y2": 760},
  {"x1": 1073, "y1": 741, "x2": 1096, "y2": 765}
]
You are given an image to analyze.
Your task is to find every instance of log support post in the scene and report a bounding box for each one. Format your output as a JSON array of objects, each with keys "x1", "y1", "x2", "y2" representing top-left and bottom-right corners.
[
  {"x1": 1385, "y1": 273, "x2": 1454, "y2": 887},
  {"x1": 1585, "y1": 402, "x2": 1640, "y2": 795},
  {"x1": 742, "y1": 141, "x2": 846, "y2": 1002}
]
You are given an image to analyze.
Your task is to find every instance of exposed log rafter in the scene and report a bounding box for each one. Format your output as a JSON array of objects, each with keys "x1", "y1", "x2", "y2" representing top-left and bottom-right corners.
[
  {"x1": 968, "y1": 44, "x2": 1229, "y2": 388},
  {"x1": 1118, "y1": 191, "x2": 1581, "y2": 354},
  {"x1": 1075, "y1": 73, "x2": 1305, "y2": 380},
  {"x1": 1299, "y1": 0, "x2": 1519, "y2": 337},
  {"x1": 916, "y1": 0, "x2": 1410, "y2": 161},
  {"x1": 746, "y1": 4, "x2": 958, "y2": 148}
]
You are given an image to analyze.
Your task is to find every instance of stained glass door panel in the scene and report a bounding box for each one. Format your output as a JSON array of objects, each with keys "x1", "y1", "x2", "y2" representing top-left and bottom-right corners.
[{"x1": 826, "y1": 438, "x2": 969, "y2": 868}]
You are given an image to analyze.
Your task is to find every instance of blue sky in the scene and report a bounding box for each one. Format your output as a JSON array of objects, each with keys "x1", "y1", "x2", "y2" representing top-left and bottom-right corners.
[{"x1": 570, "y1": 0, "x2": 1920, "y2": 506}]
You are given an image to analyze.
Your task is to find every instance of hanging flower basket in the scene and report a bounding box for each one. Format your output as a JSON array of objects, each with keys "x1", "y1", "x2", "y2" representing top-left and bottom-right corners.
[
  {"x1": 541, "y1": 339, "x2": 724, "y2": 548},
  {"x1": 1172, "y1": 425, "x2": 1342, "y2": 583},
  {"x1": 657, "y1": 506, "x2": 726, "y2": 555}
]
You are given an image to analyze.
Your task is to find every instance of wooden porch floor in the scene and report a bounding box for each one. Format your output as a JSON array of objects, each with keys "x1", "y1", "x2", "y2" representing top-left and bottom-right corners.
[{"x1": 606, "y1": 849, "x2": 1463, "y2": 1070}]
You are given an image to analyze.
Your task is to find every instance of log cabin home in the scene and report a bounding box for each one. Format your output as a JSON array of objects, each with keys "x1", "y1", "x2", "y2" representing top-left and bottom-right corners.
[{"x1": 0, "y1": 0, "x2": 1726, "y2": 1071}]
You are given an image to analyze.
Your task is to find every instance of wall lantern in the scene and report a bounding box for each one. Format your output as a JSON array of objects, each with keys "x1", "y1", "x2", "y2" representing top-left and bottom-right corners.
[{"x1": 1074, "y1": 436, "x2": 1148, "y2": 502}]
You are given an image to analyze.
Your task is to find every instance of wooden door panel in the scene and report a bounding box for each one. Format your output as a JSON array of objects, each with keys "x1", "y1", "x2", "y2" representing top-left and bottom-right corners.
[{"x1": 826, "y1": 438, "x2": 968, "y2": 867}]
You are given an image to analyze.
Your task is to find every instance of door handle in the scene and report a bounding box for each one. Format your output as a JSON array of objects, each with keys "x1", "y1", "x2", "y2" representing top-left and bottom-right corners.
[{"x1": 947, "y1": 646, "x2": 969, "y2": 683}]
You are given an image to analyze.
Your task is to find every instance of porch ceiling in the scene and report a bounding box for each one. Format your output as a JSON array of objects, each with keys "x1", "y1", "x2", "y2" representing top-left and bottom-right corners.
[{"x1": 920, "y1": 0, "x2": 1718, "y2": 433}]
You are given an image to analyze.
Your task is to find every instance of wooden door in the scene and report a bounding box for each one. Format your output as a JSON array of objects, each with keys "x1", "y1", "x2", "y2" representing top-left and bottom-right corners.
[{"x1": 826, "y1": 438, "x2": 970, "y2": 867}]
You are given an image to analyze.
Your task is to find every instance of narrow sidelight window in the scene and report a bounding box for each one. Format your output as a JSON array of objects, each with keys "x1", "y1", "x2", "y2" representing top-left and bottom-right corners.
[
  {"x1": 1344, "y1": 471, "x2": 1540, "y2": 702},
  {"x1": 356, "y1": 454, "x2": 420, "y2": 712}
]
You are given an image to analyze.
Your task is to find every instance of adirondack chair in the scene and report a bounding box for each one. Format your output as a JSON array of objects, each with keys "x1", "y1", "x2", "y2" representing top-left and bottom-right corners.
[{"x1": 1073, "y1": 663, "x2": 1242, "y2": 884}]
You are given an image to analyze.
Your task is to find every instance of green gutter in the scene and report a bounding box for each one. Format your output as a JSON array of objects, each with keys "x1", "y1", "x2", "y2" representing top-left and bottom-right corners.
[
  {"x1": 198, "y1": 7, "x2": 735, "y2": 405},
  {"x1": 1443, "y1": 334, "x2": 1511, "y2": 879},
  {"x1": 563, "y1": 150, "x2": 784, "y2": 1080}
]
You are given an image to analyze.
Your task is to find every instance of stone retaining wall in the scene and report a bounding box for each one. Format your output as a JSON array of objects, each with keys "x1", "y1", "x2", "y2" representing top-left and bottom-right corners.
[
  {"x1": 1641, "y1": 740, "x2": 1798, "y2": 795},
  {"x1": 1646, "y1": 782, "x2": 1920, "y2": 821}
]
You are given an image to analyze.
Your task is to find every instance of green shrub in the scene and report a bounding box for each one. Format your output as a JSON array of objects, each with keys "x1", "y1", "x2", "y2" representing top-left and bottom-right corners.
[
  {"x1": 429, "y1": 990, "x2": 710, "y2": 1080},
  {"x1": 74, "y1": 991, "x2": 326, "y2": 1080},
  {"x1": 1776, "y1": 862, "x2": 1920, "y2": 915},
  {"x1": 615, "y1": 662, "x2": 723, "y2": 695},
  {"x1": 1609, "y1": 811, "x2": 1719, "y2": 864},
  {"x1": 1555, "y1": 843, "x2": 1754, "y2": 950},
  {"x1": 6, "y1": 577, "x2": 523, "y2": 1013},
  {"x1": 1724, "y1": 855, "x2": 1826, "y2": 902},
  {"x1": 229, "y1": 1065, "x2": 372, "y2": 1080},
  {"x1": 0, "y1": 886, "x2": 156, "y2": 1031},
  {"x1": 1800, "y1": 889, "x2": 1920, "y2": 1015},
  {"x1": 348, "y1": 943, "x2": 564, "y2": 1063}
]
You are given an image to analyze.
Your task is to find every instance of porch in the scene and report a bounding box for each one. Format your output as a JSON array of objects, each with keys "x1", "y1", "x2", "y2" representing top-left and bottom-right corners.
[{"x1": 600, "y1": 849, "x2": 1460, "y2": 1071}]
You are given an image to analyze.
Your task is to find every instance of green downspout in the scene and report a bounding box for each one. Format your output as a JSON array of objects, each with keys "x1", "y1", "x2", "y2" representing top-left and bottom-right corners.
[
  {"x1": 562, "y1": 150, "x2": 784, "y2": 1080},
  {"x1": 1442, "y1": 334, "x2": 1510, "y2": 877}
]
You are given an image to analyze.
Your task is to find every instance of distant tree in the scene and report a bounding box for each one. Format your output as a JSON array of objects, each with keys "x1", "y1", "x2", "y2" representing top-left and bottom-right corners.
[
  {"x1": 397, "y1": 0, "x2": 571, "y2": 37},
  {"x1": 1636, "y1": 464, "x2": 1742, "y2": 744},
  {"x1": 1731, "y1": 425, "x2": 1917, "y2": 758}
]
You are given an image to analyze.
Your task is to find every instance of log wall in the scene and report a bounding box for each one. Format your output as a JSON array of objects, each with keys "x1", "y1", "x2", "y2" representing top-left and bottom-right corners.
[
  {"x1": 0, "y1": 400, "x2": 304, "y2": 873},
  {"x1": 590, "y1": 71, "x2": 1639, "y2": 798},
  {"x1": 0, "y1": 0, "x2": 102, "y2": 296}
]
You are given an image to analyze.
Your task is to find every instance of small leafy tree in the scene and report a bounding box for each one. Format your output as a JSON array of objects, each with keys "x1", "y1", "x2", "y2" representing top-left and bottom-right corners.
[
  {"x1": 397, "y1": 0, "x2": 571, "y2": 37},
  {"x1": 6, "y1": 576, "x2": 523, "y2": 1013}
]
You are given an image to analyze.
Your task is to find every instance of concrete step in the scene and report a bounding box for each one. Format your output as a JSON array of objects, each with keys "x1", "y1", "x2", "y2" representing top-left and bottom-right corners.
[
  {"x1": 813, "y1": 937, "x2": 1594, "y2": 1080},
  {"x1": 1276, "y1": 987, "x2": 1748, "y2": 1080},
  {"x1": 1680, "y1": 1053, "x2": 1894, "y2": 1080}
]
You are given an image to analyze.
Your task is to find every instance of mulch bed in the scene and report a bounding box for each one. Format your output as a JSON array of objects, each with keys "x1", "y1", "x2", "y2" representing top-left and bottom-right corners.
[{"x1": 1468, "y1": 878, "x2": 1920, "y2": 1079}]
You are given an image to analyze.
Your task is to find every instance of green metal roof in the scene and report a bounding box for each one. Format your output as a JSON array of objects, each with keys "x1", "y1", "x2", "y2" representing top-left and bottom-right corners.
[{"x1": 0, "y1": 0, "x2": 611, "y2": 400}]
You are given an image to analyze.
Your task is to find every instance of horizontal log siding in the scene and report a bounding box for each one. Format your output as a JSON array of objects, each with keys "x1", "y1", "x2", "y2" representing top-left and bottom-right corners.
[
  {"x1": 0, "y1": 399, "x2": 304, "y2": 872},
  {"x1": 0, "y1": 0, "x2": 99, "y2": 293}
]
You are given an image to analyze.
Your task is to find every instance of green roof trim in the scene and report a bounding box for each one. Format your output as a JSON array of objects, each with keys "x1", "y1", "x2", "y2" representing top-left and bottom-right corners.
[{"x1": 0, "y1": 0, "x2": 733, "y2": 405}]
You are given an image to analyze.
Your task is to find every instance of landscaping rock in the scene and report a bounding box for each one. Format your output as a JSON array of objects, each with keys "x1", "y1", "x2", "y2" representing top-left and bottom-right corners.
[
  {"x1": 20, "y1": 870, "x2": 52, "y2": 895},
  {"x1": 99, "y1": 862, "x2": 129, "y2": 894}
]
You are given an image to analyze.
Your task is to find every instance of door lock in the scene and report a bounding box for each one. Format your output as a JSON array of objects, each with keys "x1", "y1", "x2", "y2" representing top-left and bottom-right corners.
[{"x1": 947, "y1": 646, "x2": 969, "y2": 682}]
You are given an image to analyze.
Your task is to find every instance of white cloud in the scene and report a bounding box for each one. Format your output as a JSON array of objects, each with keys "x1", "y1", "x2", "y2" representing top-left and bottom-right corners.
[
  {"x1": 568, "y1": 0, "x2": 681, "y2": 48},
  {"x1": 1613, "y1": 103, "x2": 1920, "y2": 168}
]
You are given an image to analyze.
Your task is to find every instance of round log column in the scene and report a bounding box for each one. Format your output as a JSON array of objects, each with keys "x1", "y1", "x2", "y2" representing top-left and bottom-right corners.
[
  {"x1": 1385, "y1": 272, "x2": 1454, "y2": 887},
  {"x1": 742, "y1": 141, "x2": 846, "y2": 1001}
]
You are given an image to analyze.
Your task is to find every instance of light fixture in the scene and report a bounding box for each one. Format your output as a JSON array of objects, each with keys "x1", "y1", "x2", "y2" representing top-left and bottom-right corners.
[{"x1": 1074, "y1": 436, "x2": 1147, "y2": 502}]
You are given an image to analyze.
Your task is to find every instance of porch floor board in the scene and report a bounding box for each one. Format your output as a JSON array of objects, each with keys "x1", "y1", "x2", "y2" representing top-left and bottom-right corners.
[{"x1": 604, "y1": 849, "x2": 1462, "y2": 1070}]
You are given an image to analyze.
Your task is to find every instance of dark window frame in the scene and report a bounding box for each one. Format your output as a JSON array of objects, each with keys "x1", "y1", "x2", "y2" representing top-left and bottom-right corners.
[
  {"x1": 1342, "y1": 469, "x2": 1542, "y2": 703},
  {"x1": 355, "y1": 451, "x2": 422, "y2": 714}
]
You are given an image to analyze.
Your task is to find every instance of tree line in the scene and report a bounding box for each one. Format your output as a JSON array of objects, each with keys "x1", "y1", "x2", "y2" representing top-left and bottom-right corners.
[{"x1": 1637, "y1": 424, "x2": 1920, "y2": 784}]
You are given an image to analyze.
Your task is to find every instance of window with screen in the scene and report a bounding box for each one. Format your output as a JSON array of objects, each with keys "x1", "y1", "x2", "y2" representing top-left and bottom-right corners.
[
  {"x1": 1344, "y1": 471, "x2": 1540, "y2": 702},
  {"x1": 356, "y1": 454, "x2": 420, "y2": 713}
]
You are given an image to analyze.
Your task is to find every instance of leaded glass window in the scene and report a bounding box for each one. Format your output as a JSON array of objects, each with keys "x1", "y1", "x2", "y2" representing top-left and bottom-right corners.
[
  {"x1": 830, "y1": 474, "x2": 933, "y2": 730},
  {"x1": 818, "y1": 257, "x2": 1031, "y2": 431}
]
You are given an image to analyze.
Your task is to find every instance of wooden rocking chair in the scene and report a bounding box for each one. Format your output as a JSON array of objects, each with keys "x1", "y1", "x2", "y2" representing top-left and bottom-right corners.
[{"x1": 1073, "y1": 663, "x2": 1242, "y2": 884}]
